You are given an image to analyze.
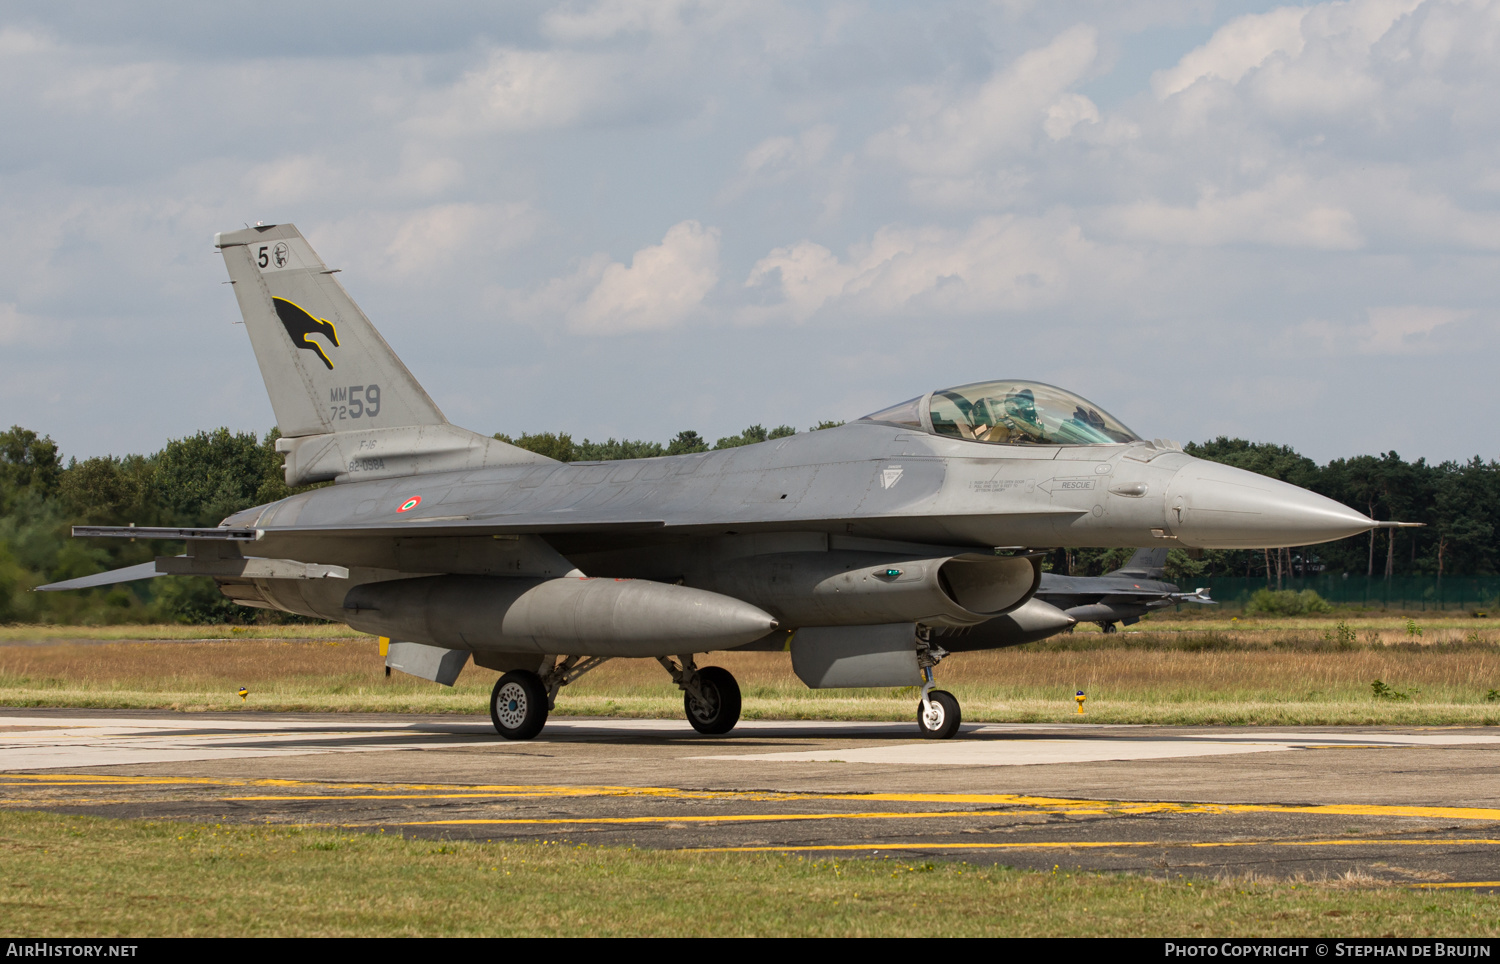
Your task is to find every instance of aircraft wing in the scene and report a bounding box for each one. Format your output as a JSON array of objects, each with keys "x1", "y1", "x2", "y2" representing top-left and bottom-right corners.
[{"x1": 70, "y1": 505, "x2": 1083, "y2": 543}]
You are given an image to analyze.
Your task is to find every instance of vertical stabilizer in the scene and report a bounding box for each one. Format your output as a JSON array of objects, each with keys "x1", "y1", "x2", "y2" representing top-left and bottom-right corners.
[
  {"x1": 217, "y1": 223, "x2": 445, "y2": 436},
  {"x1": 216, "y1": 223, "x2": 551, "y2": 485},
  {"x1": 1109, "y1": 547, "x2": 1170, "y2": 579}
]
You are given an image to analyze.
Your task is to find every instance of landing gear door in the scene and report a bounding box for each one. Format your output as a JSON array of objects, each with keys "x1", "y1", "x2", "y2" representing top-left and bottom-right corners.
[{"x1": 790, "y1": 623, "x2": 922, "y2": 689}]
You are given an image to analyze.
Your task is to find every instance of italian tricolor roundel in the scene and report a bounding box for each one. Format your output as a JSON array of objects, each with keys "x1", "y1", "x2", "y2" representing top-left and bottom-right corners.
[{"x1": 397, "y1": 496, "x2": 422, "y2": 513}]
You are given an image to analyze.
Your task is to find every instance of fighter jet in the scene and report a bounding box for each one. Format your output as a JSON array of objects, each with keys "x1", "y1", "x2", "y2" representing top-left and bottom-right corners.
[
  {"x1": 41, "y1": 223, "x2": 1388, "y2": 741},
  {"x1": 1035, "y1": 548, "x2": 1214, "y2": 633}
]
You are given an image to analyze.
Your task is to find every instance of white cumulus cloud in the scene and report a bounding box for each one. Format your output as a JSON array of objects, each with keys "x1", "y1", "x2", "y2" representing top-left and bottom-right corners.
[
  {"x1": 746, "y1": 213, "x2": 1124, "y2": 321},
  {"x1": 1300, "y1": 305, "x2": 1471, "y2": 354},
  {"x1": 1097, "y1": 175, "x2": 1364, "y2": 249},
  {"x1": 872, "y1": 25, "x2": 1100, "y2": 177},
  {"x1": 414, "y1": 48, "x2": 621, "y2": 135},
  {"x1": 516, "y1": 221, "x2": 722, "y2": 334}
]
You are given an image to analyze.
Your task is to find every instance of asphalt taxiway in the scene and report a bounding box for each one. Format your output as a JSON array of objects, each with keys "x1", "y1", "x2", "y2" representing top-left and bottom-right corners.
[{"x1": 2, "y1": 707, "x2": 1498, "y2": 888}]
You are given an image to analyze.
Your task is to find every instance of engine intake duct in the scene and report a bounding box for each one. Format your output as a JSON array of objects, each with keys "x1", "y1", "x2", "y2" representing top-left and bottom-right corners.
[{"x1": 343, "y1": 575, "x2": 777, "y2": 658}]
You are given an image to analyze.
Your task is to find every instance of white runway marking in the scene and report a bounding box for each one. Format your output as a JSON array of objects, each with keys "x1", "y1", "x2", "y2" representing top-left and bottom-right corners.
[{"x1": 0, "y1": 714, "x2": 1496, "y2": 771}]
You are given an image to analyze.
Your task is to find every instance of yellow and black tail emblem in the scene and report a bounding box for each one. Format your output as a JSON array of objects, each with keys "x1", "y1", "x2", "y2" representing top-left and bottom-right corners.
[{"x1": 273, "y1": 297, "x2": 340, "y2": 370}]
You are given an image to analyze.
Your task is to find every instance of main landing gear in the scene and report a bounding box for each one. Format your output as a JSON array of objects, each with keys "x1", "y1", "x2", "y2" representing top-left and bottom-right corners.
[
  {"x1": 489, "y1": 655, "x2": 612, "y2": 740},
  {"x1": 916, "y1": 631, "x2": 961, "y2": 739},
  {"x1": 658, "y1": 655, "x2": 742, "y2": 735},
  {"x1": 489, "y1": 654, "x2": 743, "y2": 739}
]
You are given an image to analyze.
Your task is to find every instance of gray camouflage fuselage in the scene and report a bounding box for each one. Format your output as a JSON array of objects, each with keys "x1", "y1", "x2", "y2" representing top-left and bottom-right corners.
[
  {"x1": 215, "y1": 417, "x2": 1367, "y2": 640},
  {"x1": 47, "y1": 222, "x2": 1384, "y2": 687}
]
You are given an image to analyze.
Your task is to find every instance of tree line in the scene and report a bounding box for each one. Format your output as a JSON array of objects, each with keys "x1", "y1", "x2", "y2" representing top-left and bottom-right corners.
[{"x1": 0, "y1": 422, "x2": 1495, "y2": 624}]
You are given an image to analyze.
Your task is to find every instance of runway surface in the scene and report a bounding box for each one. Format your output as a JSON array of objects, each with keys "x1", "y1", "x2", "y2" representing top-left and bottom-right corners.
[{"x1": 3, "y1": 707, "x2": 1499, "y2": 888}]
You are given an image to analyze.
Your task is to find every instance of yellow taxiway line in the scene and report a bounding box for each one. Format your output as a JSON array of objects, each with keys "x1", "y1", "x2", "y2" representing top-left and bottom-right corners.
[
  {"x1": 401, "y1": 809, "x2": 1018, "y2": 827},
  {"x1": 4, "y1": 773, "x2": 1500, "y2": 823},
  {"x1": 686, "y1": 838, "x2": 1500, "y2": 854}
]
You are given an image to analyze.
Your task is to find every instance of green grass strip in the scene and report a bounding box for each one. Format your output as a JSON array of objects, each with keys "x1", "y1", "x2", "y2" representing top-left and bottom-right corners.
[{"x1": 0, "y1": 811, "x2": 1496, "y2": 937}]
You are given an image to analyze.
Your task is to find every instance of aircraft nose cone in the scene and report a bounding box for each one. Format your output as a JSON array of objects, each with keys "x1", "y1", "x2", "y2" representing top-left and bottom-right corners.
[{"x1": 1164, "y1": 458, "x2": 1374, "y2": 549}]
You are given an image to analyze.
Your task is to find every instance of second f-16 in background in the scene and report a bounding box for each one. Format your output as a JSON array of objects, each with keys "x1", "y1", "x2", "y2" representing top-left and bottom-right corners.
[{"x1": 1034, "y1": 548, "x2": 1213, "y2": 633}]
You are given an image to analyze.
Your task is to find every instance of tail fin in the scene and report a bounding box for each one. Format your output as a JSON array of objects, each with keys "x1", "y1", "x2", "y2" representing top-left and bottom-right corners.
[
  {"x1": 217, "y1": 223, "x2": 447, "y2": 434},
  {"x1": 216, "y1": 224, "x2": 549, "y2": 485},
  {"x1": 1108, "y1": 547, "x2": 1169, "y2": 579}
]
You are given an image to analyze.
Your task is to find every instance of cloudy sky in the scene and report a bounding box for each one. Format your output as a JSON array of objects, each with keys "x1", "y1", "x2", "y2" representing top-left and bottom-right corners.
[{"x1": 2, "y1": 0, "x2": 1496, "y2": 465}]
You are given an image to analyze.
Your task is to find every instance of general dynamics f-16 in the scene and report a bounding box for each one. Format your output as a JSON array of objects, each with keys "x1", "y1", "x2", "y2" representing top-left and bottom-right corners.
[
  {"x1": 1034, "y1": 547, "x2": 1214, "y2": 633},
  {"x1": 42, "y1": 223, "x2": 1389, "y2": 740}
]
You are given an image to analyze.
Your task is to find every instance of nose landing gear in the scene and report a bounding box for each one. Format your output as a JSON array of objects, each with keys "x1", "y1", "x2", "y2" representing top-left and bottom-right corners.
[{"x1": 916, "y1": 632, "x2": 961, "y2": 739}]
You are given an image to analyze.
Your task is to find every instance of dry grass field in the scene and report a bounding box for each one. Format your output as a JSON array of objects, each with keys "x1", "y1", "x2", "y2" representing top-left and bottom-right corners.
[{"x1": 2, "y1": 613, "x2": 1498, "y2": 724}]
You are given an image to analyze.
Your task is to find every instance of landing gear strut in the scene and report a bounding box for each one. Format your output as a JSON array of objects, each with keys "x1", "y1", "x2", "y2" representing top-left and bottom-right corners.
[
  {"x1": 489, "y1": 655, "x2": 612, "y2": 740},
  {"x1": 916, "y1": 631, "x2": 961, "y2": 739},
  {"x1": 658, "y1": 655, "x2": 742, "y2": 735},
  {"x1": 1099, "y1": 621, "x2": 1118, "y2": 634}
]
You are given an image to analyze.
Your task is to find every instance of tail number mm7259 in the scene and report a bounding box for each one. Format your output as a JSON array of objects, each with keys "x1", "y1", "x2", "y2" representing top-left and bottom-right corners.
[{"x1": 329, "y1": 384, "x2": 381, "y2": 421}]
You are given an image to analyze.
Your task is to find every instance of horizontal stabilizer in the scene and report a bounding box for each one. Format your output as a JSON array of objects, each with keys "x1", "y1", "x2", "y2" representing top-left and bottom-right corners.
[{"x1": 37, "y1": 562, "x2": 161, "y2": 592}]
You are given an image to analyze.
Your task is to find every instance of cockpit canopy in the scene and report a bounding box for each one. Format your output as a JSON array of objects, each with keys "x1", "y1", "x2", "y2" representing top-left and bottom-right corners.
[{"x1": 861, "y1": 380, "x2": 1139, "y2": 446}]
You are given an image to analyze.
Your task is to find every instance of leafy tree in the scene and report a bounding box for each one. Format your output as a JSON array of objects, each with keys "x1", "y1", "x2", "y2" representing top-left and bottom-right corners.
[
  {"x1": 1184, "y1": 437, "x2": 1317, "y2": 486},
  {"x1": 58, "y1": 455, "x2": 154, "y2": 526},
  {"x1": 495, "y1": 432, "x2": 575, "y2": 462},
  {"x1": 573, "y1": 438, "x2": 667, "y2": 461},
  {"x1": 715, "y1": 425, "x2": 795, "y2": 449},
  {"x1": 715, "y1": 425, "x2": 767, "y2": 449},
  {"x1": 154, "y1": 428, "x2": 279, "y2": 527},
  {"x1": 667, "y1": 430, "x2": 709, "y2": 455},
  {"x1": 0, "y1": 426, "x2": 62, "y2": 510}
]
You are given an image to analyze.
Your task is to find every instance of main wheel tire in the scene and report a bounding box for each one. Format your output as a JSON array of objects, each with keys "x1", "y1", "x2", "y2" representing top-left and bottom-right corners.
[
  {"x1": 490, "y1": 671, "x2": 548, "y2": 740},
  {"x1": 1101, "y1": 621, "x2": 1118, "y2": 634},
  {"x1": 684, "y1": 666, "x2": 742, "y2": 735},
  {"x1": 917, "y1": 689, "x2": 962, "y2": 739}
]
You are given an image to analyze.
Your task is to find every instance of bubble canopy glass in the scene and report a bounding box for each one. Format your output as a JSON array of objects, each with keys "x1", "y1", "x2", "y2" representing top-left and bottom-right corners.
[{"x1": 860, "y1": 381, "x2": 1140, "y2": 446}]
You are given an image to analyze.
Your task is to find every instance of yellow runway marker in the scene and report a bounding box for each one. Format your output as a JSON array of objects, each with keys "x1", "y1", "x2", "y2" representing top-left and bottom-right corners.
[
  {"x1": 687, "y1": 838, "x2": 1500, "y2": 854},
  {"x1": 5, "y1": 774, "x2": 1500, "y2": 823},
  {"x1": 1414, "y1": 881, "x2": 1500, "y2": 889},
  {"x1": 399, "y1": 809, "x2": 1016, "y2": 827}
]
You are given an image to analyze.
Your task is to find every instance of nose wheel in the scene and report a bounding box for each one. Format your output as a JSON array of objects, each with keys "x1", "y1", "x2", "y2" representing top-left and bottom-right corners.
[
  {"x1": 917, "y1": 689, "x2": 961, "y2": 739},
  {"x1": 915, "y1": 635, "x2": 961, "y2": 738},
  {"x1": 490, "y1": 671, "x2": 548, "y2": 740}
]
